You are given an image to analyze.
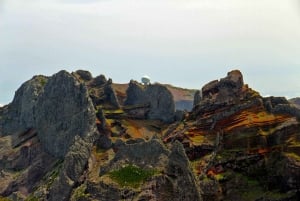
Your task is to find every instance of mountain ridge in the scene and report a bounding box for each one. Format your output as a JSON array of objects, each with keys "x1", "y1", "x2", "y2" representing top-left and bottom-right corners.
[{"x1": 0, "y1": 69, "x2": 299, "y2": 201}]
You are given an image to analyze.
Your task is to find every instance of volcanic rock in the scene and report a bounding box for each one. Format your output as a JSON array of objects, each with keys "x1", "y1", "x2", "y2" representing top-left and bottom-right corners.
[
  {"x1": 0, "y1": 75, "x2": 48, "y2": 136},
  {"x1": 35, "y1": 70, "x2": 98, "y2": 158},
  {"x1": 88, "y1": 139, "x2": 202, "y2": 201},
  {"x1": 193, "y1": 90, "x2": 202, "y2": 107},
  {"x1": 125, "y1": 80, "x2": 175, "y2": 123}
]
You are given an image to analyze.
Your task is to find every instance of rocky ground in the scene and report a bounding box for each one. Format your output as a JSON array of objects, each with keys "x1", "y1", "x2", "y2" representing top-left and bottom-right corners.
[{"x1": 0, "y1": 69, "x2": 299, "y2": 201}]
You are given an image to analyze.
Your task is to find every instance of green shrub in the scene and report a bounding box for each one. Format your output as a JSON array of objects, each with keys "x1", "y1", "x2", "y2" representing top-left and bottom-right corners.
[{"x1": 109, "y1": 165, "x2": 156, "y2": 188}]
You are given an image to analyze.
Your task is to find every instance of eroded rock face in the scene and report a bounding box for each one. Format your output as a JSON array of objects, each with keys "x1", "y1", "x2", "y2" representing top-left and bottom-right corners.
[
  {"x1": 201, "y1": 70, "x2": 244, "y2": 104},
  {"x1": 73, "y1": 70, "x2": 120, "y2": 109},
  {"x1": 35, "y1": 70, "x2": 97, "y2": 158},
  {"x1": 193, "y1": 90, "x2": 202, "y2": 107},
  {"x1": 125, "y1": 80, "x2": 175, "y2": 123},
  {"x1": 49, "y1": 135, "x2": 94, "y2": 201},
  {"x1": 0, "y1": 75, "x2": 48, "y2": 136}
]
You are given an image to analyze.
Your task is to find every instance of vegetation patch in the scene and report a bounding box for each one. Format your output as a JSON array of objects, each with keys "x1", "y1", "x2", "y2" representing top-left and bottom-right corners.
[
  {"x1": 71, "y1": 184, "x2": 89, "y2": 201},
  {"x1": 25, "y1": 195, "x2": 39, "y2": 201},
  {"x1": 0, "y1": 197, "x2": 12, "y2": 201},
  {"x1": 109, "y1": 165, "x2": 156, "y2": 188}
]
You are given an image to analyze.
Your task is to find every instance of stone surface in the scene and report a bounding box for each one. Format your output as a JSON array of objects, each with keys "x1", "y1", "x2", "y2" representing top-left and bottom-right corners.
[
  {"x1": 125, "y1": 80, "x2": 175, "y2": 123},
  {"x1": 193, "y1": 90, "x2": 202, "y2": 107},
  {"x1": 1, "y1": 69, "x2": 300, "y2": 201},
  {"x1": 87, "y1": 139, "x2": 202, "y2": 201},
  {"x1": 0, "y1": 75, "x2": 48, "y2": 136},
  {"x1": 35, "y1": 70, "x2": 98, "y2": 158},
  {"x1": 49, "y1": 135, "x2": 94, "y2": 201},
  {"x1": 201, "y1": 70, "x2": 244, "y2": 104}
]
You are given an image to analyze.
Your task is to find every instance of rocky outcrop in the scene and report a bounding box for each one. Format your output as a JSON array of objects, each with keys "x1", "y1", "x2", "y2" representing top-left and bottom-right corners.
[
  {"x1": 86, "y1": 139, "x2": 202, "y2": 201},
  {"x1": 2, "y1": 68, "x2": 300, "y2": 201},
  {"x1": 201, "y1": 70, "x2": 245, "y2": 104},
  {"x1": 0, "y1": 75, "x2": 48, "y2": 136},
  {"x1": 193, "y1": 90, "x2": 202, "y2": 107},
  {"x1": 73, "y1": 70, "x2": 120, "y2": 109},
  {"x1": 49, "y1": 135, "x2": 94, "y2": 201},
  {"x1": 125, "y1": 80, "x2": 175, "y2": 123},
  {"x1": 289, "y1": 97, "x2": 300, "y2": 109},
  {"x1": 35, "y1": 70, "x2": 98, "y2": 158}
]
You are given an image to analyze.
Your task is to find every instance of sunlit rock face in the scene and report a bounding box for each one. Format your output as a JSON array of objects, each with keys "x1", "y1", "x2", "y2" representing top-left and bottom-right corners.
[{"x1": 35, "y1": 70, "x2": 98, "y2": 158}]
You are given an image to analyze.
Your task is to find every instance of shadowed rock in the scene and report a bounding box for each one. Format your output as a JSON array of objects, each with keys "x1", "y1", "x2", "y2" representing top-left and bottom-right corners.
[
  {"x1": 0, "y1": 75, "x2": 48, "y2": 136},
  {"x1": 125, "y1": 80, "x2": 175, "y2": 123},
  {"x1": 193, "y1": 90, "x2": 202, "y2": 107}
]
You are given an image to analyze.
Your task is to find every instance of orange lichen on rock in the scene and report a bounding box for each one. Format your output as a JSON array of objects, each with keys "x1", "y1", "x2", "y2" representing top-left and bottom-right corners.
[{"x1": 216, "y1": 108, "x2": 292, "y2": 132}]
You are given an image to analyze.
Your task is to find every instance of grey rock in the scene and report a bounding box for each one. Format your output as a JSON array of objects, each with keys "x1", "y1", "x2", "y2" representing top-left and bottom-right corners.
[
  {"x1": 35, "y1": 70, "x2": 97, "y2": 158},
  {"x1": 87, "y1": 74, "x2": 120, "y2": 109},
  {"x1": 90, "y1": 74, "x2": 107, "y2": 87},
  {"x1": 125, "y1": 80, "x2": 175, "y2": 123},
  {"x1": 263, "y1": 96, "x2": 300, "y2": 119},
  {"x1": 49, "y1": 135, "x2": 95, "y2": 201},
  {"x1": 92, "y1": 139, "x2": 202, "y2": 201},
  {"x1": 73, "y1": 70, "x2": 93, "y2": 82},
  {"x1": 201, "y1": 70, "x2": 244, "y2": 104},
  {"x1": 166, "y1": 141, "x2": 202, "y2": 201},
  {"x1": 174, "y1": 110, "x2": 185, "y2": 121},
  {"x1": 0, "y1": 75, "x2": 48, "y2": 136},
  {"x1": 263, "y1": 96, "x2": 289, "y2": 112},
  {"x1": 110, "y1": 138, "x2": 170, "y2": 170},
  {"x1": 193, "y1": 90, "x2": 202, "y2": 107}
]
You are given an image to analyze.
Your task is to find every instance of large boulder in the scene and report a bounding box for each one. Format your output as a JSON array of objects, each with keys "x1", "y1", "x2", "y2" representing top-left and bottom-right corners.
[
  {"x1": 125, "y1": 80, "x2": 175, "y2": 123},
  {"x1": 35, "y1": 70, "x2": 98, "y2": 158},
  {"x1": 201, "y1": 70, "x2": 245, "y2": 104}
]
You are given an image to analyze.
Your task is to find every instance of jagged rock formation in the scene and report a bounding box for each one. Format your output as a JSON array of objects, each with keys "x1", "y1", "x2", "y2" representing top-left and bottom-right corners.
[
  {"x1": 125, "y1": 80, "x2": 175, "y2": 123},
  {"x1": 112, "y1": 83, "x2": 196, "y2": 111},
  {"x1": 290, "y1": 97, "x2": 300, "y2": 109},
  {"x1": 35, "y1": 70, "x2": 98, "y2": 158},
  {"x1": 0, "y1": 75, "x2": 48, "y2": 136},
  {"x1": 0, "y1": 70, "x2": 100, "y2": 200},
  {"x1": 193, "y1": 90, "x2": 202, "y2": 107},
  {"x1": 0, "y1": 69, "x2": 300, "y2": 201},
  {"x1": 49, "y1": 136, "x2": 93, "y2": 201},
  {"x1": 164, "y1": 70, "x2": 300, "y2": 201},
  {"x1": 73, "y1": 70, "x2": 120, "y2": 109}
]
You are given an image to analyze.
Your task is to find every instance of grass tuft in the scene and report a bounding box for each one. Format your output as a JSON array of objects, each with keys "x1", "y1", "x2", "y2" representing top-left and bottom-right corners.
[{"x1": 109, "y1": 165, "x2": 156, "y2": 188}]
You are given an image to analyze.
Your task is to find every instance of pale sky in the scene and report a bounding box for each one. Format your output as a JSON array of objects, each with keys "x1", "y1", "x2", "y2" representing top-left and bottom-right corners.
[{"x1": 0, "y1": 0, "x2": 300, "y2": 105}]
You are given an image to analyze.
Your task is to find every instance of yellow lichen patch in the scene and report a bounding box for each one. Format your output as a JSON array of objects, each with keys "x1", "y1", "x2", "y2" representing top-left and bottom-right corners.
[
  {"x1": 188, "y1": 134, "x2": 206, "y2": 146},
  {"x1": 121, "y1": 119, "x2": 144, "y2": 138},
  {"x1": 284, "y1": 152, "x2": 300, "y2": 162},
  {"x1": 121, "y1": 119, "x2": 163, "y2": 139}
]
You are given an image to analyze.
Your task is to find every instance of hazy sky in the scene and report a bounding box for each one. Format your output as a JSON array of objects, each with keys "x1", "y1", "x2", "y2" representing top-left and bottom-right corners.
[{"x1": 0, "y1": 0, "x2": 300, "y2": 105}]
